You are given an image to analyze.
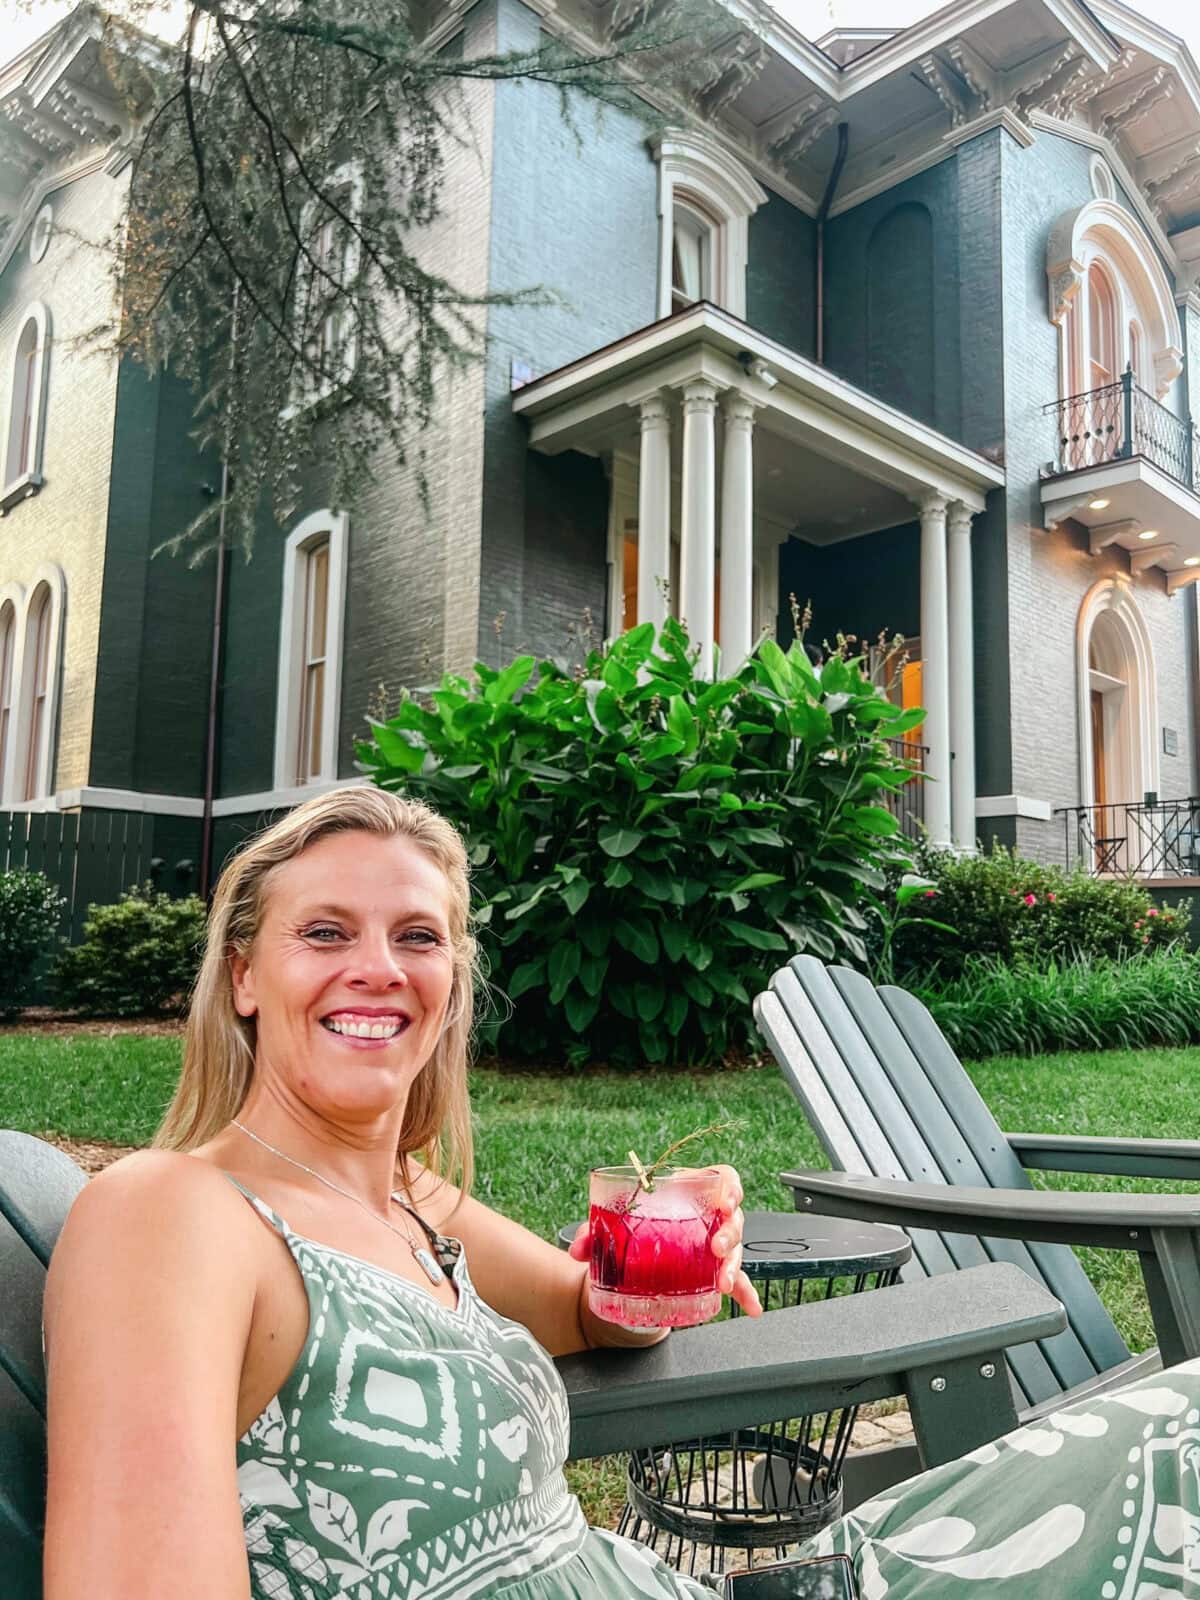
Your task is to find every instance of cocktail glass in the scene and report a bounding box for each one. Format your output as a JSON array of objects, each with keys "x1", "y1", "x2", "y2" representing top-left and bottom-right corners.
[{"x1": 588, "y1": 1165, "x2": 724, "y2": 1329}]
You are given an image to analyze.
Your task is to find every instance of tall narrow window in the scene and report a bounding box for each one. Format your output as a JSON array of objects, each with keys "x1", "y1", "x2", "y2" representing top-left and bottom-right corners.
[
  {"x1": 275, "y1": 511, "x2": 349, "y2": 791},
  {"x1": 292, "y1": 165, "x2": 363, "y2": 409},
  {"x1": 1087, "y1": 263, "x2": 1118, "y2": 388},
  {"x1": 22, "y1": 585, "x2": 51, "y2": 801},
  {"x1": 4, "y1": 304, "x2": 50, "y2": 498},
  {"x1": 671, "y1": 203, "x2": 713, "y2": 310},
  {"x1": 0, "y1": 601, "x2": 14, "y2": 795},
  {"x1": 296, "y1": 538, "x2": 330, "y2": 785}
]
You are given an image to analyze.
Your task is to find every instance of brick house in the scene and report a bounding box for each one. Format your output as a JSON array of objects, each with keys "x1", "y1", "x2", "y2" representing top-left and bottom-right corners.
[{"x1": 3, "y1": 0, "x2": 1200, "y2": 884}]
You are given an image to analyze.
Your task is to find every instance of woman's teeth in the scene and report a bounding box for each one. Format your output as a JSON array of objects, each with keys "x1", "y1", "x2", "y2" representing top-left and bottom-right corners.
[{"x1": 322, "y1": 1017, "x2": 406, "y2": 1039}]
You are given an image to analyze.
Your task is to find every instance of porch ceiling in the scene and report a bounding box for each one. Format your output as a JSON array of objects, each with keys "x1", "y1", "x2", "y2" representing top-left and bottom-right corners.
[
  {"x1": 512, "y1": 303, "x2": 1005, "y2": 518},
  {"x1": 1041, "y1": 459, "x2": 1200, "y2": 592}
]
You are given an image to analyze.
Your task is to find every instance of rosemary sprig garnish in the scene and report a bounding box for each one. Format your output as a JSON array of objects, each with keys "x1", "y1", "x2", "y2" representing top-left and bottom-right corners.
[{"x1": 626, "y1": 1120, "x2": 743, "y2": 1203}]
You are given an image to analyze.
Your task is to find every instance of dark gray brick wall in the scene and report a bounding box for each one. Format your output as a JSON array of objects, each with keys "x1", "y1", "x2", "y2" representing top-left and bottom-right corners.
[
  {"x1": 747, "y1": 191, "x2": 817, "y2": 358},
  {"x1": 778, "y1": 521, "x2": 921, "y2": 649},
  {"x1": 478, "y1": 0, "x2": 657, "y2": 667}
]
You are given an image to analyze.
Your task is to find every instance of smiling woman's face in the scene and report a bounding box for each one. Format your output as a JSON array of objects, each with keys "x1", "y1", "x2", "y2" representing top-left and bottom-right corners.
[{"x1": 230, "y1": 829, "x2": 455, "y2": 1128}]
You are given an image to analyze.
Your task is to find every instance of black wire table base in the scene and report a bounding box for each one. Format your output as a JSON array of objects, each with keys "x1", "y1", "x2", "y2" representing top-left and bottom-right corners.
[{"x1": 617, "y1": 1265, "x2": 901, "y2": 1581}]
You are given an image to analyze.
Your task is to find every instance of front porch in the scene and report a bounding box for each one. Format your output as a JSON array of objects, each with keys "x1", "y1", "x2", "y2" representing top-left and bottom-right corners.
[{"x1": 513, "y1": 303, "x2": 1005, "y2": 848}]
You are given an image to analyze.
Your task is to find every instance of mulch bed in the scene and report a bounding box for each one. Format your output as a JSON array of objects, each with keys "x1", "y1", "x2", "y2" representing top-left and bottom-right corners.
[{"x1": 0, "y1": 1010, "x2": 184, "y2": 1038}]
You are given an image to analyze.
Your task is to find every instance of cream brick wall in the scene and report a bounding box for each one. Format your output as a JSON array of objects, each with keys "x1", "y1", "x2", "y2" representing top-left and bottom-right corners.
[{"x1": 0, "y1": 161, "x2": 127, "y2": 792}]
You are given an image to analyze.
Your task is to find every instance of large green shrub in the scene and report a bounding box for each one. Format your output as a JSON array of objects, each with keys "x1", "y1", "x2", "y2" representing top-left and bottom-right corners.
[
  {"x1": 0, "y1": 868, "x2": 66, "y2": 1015},
  {"x1": 53, "y1": 884, "x2": 207, "y2": 1017},
  {"x1": 919, "y1": 949, "x2": 1200, "y2": 1058},
  {"x1": 358, "y1": 620, "x2": 920, "y2": 1066},
  {"x1": 891, "y1": 844, "x2": 1187, "y2": 984}
]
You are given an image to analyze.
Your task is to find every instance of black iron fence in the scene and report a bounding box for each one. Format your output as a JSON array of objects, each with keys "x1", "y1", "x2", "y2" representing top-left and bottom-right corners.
[
  {"x1": 1043, "y1": 369, "x2": 1200, "y2": 492},
  {"x1": 1056, "y1": 798, "x2": 1200, "y2": 878},
  {"x1": 882, "y1": 740, "x2": 927, "y2": 843}
]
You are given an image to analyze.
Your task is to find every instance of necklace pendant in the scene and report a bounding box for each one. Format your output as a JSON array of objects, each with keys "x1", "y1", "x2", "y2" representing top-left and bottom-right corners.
[{"x1": 412, "y1": 1245, "x2": 446, "y2": 1286}]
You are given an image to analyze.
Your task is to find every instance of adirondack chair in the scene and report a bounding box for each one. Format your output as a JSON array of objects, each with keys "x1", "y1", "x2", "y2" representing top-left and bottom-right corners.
[
  {"x1": 1, "y1": 1128, "x2": 1068, "y2": 1598},
  {"x1": 755, "y1": 955, "x2": 1200, "y2": 1441}
]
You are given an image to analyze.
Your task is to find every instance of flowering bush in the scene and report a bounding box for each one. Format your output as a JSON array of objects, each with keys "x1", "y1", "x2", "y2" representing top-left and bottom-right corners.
[{"x1": 890, "y1": 844, "x2": 1188, "y2": 984}]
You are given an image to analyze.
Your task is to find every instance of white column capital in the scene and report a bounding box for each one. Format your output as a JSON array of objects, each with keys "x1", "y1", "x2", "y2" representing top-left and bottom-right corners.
[
  {"x1": 633, "y1": 389, "x2": 671, "y2": 429},
  {"x1": 947, "y1": 499, "x2": 974, "y2": 536},
  {"x1": 916, "y1": 491, "x2": 950, "y2": 523},
  {"x1": 679, "y1": 378, "x2": 720, "y2": 415},
  {"x1": 722, "y1": 388, "x2": 761, "y2": 429}
]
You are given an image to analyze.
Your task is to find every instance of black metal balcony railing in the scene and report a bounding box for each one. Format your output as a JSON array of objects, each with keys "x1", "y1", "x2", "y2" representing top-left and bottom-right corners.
[
  {"x1": 1043, "y1": 369, "x2": 1200, "y2": 493},
  {"x1": 882, "y1": 740, "x2": 927, "y2": 842},
  {"x1": 1056, "y1": 798, "x2": 1200, "y2": 878}
]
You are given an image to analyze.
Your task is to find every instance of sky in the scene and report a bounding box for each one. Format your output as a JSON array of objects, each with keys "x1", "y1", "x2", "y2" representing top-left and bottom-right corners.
[{"x1": 1, "y1": 0, "x2": 1199, "y2": 72}]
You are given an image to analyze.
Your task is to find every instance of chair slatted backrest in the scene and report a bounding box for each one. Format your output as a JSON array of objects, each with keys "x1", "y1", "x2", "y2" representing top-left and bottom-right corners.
[
  {"x1": 0, "y1": 1131, "x2": 88, "y2": 1600},
  {"x1": 754, "y1": 956, "x2": 1130, "y2": 1410}
]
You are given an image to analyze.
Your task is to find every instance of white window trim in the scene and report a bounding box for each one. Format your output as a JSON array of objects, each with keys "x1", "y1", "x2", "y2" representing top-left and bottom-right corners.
[
  {"x1": 2, "y1": 302, "x2": 52, "y2": 503},
  {"x1": 6, "y1": 563, "x2": 65, "y2": 805},
  {"x1": 1047, "y1": 199, "x2": 1183, "y2": 400},
  {"x1": 274, "y1": 510, "x2": 349, "y2": 790},
  {"x1": 282, "y1": 163, "x2": 364, "y2": 420},
  {"x1": 651, "y1": 129, "x2": 766, "y2": 322},
  {"x1": 0, "y1": 580, "x2": 24, "y2": 803},
  {"x1": 1076, "y1": 575, "x2": 1159, "y2": 812}
]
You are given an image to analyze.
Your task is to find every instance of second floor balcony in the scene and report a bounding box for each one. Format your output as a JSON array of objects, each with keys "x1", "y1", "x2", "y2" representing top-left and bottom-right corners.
[{"x1": 1040, "y1": 372, "x2": 1200, "y2": 589}]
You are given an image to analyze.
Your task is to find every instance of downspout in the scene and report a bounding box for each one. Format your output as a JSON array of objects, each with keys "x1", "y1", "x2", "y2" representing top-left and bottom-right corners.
[
  {"x1": 198, "y1": 282, "x2": 240, "y2": 901},
  {"x1": 815, "y1": 123, "x2": 849, "y2": 367}
]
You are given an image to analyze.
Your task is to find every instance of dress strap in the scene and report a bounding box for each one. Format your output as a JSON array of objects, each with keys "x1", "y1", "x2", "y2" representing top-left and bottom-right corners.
[
  {"x1": 221, "y1": 1173, "x2": 292, "y2": 1238},
  {"x1": 391, "y1": 1193, "x2": 443, "y2": 1252}
]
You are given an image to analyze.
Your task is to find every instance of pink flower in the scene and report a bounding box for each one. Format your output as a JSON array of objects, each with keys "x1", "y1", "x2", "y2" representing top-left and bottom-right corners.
[
  {"x1": 924, "y1": 889, "x2": 937, "y2": 898},
  {"x1": 1148, "y1": 908, "x2": 1159, "y2": 918},
  {"x1": 1046, "y1": 892, "x2": 1057, "y2": 903},
  {"x1": 1023, "y1": 893, "x2": 1037, "y2": 906},
  {"x1": 1135, "y1": 920, "x2": 1144, "y2": 929},
  {"x1": 1143, "y1": 935, "x2": 1151, "y2": 945}
]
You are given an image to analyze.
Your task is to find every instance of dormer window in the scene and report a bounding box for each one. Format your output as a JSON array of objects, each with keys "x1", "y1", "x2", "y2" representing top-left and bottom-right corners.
[{"x1": 652, "y1": 130, "x2": 766, "y2": 321}]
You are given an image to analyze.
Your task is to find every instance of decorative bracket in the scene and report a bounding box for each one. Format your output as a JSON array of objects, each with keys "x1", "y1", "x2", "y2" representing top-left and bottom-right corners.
[
  {"x1": 1131, "y1": 543, "x2": 1176, "y2": 573},
  {"x1": 695, "y1": 34, "x2": 769, "y2": 122},
  {"x1": 1088, "y1": 519, "x2": 1140, "y2": 553},
  {"x1": 764, "y1": 96, "x2": 838, "y2": 171}
]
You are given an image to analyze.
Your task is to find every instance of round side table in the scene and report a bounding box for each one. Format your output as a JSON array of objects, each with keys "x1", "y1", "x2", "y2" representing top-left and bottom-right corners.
[{"x1": 558, "y1": 1210, "x2": 911, "y2": 1581}]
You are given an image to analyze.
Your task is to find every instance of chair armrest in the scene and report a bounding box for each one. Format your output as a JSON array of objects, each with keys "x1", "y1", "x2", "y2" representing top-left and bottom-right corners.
[
  {"x1": 1006, "y1": 1132, "x2": 1200, "y2": 1182},
  {"x1": 781, "y1": 1168, "x2": 1200, "y2": 1249},
  {"x1": 557, "y1": 1262, "x2": 1065, "y2": 1465}
]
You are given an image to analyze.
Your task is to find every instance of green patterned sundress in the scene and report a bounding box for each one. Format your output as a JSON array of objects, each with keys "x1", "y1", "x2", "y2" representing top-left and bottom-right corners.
[
  {"x1": 812, "y1": 1354, "x2": 1200, "y2": 1597},
  {"x1": 227, "y1": 1178, "x2": 711, "y2": 1600}
]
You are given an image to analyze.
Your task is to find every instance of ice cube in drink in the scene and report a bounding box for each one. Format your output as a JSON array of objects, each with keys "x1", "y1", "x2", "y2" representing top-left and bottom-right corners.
[{"x1": 588, "y1": 1165, "x2": 723, "y2": 1328}]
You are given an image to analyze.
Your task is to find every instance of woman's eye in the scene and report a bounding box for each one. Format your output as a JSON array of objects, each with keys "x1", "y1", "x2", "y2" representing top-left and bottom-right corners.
[
  {"x1": 304, "y1": 926, "x2": 344, "y2": 943},
  {"x1": 400, "y1": 928, "x2": 439, "y2": 946}
]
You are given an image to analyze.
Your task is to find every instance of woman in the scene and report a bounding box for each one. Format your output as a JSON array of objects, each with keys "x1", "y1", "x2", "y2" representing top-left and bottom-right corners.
[{"x1": 43, "y1": 786, "x2": 760, "y2": 1600}]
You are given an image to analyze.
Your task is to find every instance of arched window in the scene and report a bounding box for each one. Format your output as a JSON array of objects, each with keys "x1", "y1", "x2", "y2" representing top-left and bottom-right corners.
[
  {"x1": 275, "y1": 510, "x2": 349, "y2": 789},
  {"x1": 12, "y1": 566, "x2": 65, "y2": 803},
  {"x1": 1086, "y1": 263, "x2": 1117, "y2": 388},
  {"x1": 4, "y1": 303, "x2": 51, "y2": 500},
  {"x1": 1077, "y1": 578, "x2": 1158, "y2": 867},
  {"x1": 1048, "y1": 200, "x2": 1183, "y2": 404},
  {"x1": 652, "y1": 129, "x2": 766, "y2": 320},
  {"x1": 0, "y1": 597, "x2": 16, "y2": 799}
]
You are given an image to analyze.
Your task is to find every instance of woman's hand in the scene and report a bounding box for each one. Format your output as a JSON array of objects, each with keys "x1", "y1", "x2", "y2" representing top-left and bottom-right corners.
[{"x1": 568, "y1": 1163, "x2": 763, "y2": 1321}]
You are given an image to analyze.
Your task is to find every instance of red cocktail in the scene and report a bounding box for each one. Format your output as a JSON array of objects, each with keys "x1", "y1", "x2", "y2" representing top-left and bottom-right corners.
[{"x1": 588, "y1": 1165, "x2": 724, "y2": 1328}]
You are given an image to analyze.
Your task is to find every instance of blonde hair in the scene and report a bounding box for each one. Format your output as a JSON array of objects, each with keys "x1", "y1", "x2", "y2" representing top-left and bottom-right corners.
[{"x1": 155, "y1": 786, "x2": 476, "y2": 1195}]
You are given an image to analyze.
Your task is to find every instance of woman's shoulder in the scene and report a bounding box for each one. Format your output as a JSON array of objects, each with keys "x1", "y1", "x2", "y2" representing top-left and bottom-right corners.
[{"x1": 55, "y1": 1147, "x2": 258, "y2": 1269}]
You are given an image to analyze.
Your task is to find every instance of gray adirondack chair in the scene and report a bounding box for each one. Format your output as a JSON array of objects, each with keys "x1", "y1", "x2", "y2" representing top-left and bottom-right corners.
[
  {"x1": 755, "y1": 955, "x2": 1200, "y2": 1431},
  {"x1": 2, "y1": 1128, "x2": 1066, "y2": 1597}
]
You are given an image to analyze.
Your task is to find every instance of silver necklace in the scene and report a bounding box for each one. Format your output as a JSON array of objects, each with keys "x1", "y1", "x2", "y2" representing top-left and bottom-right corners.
[{"x1": 230, "y1": 1120, "x2": 446, "y2": 1286}]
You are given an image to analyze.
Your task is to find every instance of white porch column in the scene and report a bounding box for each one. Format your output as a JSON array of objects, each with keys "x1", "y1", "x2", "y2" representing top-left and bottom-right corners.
[
  {"x1": 948, "y1": 500, "x2": 977, "y2": 852},
  {"x1": 679, "y1": 379, "x2": 719, "y2": 677},
  {"x1": 720, "y1": 390, "x2": 757, "y2": 673},
  {"x1": 918, "y1": 492, "x2": 952, "y2": 846},
  {"x1": 635, "y1": 392, "x2": 672, "y2": 632}
]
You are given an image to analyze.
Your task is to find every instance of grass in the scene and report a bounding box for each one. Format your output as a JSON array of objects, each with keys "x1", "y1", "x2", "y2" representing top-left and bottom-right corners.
[{"x1": 5, "y1": 1033, "x2": 1200, "y2": 1355}]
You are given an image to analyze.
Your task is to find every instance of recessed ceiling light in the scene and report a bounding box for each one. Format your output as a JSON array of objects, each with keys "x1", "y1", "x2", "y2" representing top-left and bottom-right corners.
[
  {"x1": 1089, "y1": 498, "x2": 1111, "y2": 510},
  {"x1": 1139, "y1": 529, "x2": 1159, "y2": 540},
  {"x1": 1185, "y1": 557, "x2": 1200, "y2": 568}
]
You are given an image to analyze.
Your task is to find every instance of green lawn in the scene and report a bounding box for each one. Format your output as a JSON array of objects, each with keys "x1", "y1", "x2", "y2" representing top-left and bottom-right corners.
[{"x1": 4, "y1": 1034, "x2": 1199, "y2": 1353}]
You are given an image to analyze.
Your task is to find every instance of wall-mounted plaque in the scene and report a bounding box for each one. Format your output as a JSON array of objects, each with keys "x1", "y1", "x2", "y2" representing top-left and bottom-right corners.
[{"x1": 1163, "y1": 727, "x2": 1179, "y2": 757}]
